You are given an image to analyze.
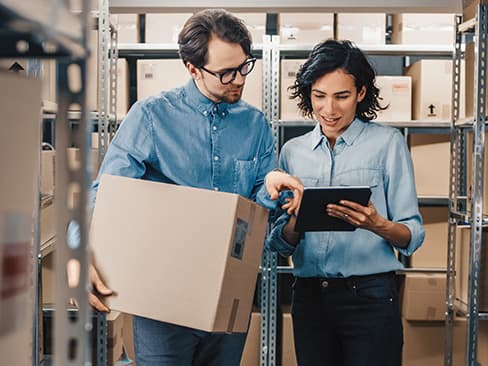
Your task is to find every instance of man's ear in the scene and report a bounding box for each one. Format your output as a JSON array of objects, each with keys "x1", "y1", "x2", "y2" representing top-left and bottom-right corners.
[{"x1": 186, "y1": 62, "x2": 200, "y2": 80}]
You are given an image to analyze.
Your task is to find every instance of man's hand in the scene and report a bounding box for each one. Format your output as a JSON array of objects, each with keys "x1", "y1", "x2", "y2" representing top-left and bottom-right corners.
[
  {"x1": 67, "y1": 261, "x2": 113, "y2": 312},
  {"x1": 265, "y1": 170, "x2": 304, "y2": 215}
]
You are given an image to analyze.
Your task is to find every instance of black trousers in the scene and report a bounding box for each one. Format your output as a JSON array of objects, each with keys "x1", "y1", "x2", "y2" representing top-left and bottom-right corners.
[{"x1": 291, "y1": 272, "x2": 403, "y2": 366}]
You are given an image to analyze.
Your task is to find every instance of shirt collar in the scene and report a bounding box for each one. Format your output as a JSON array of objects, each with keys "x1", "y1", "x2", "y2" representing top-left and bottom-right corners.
[
  {"x1": 310, "y1": 118, "x2": 366, "y2": 150},
  {"x1": 183, "y1": 79, "x2": 229, "y2": 117}
]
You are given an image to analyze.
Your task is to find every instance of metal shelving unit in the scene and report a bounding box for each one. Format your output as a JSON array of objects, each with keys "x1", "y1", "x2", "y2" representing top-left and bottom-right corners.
[
  {"x1": 445, "y1": 5, "x2": 488, "y2": 366},
  {"x1": 0, "y1": 1, "x2": 93, "y2": 366}
]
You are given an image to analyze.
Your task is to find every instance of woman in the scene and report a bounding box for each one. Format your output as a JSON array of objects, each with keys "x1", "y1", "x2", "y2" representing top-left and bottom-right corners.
[{"x1": 267, "y1": 39, "x2": 425, "y2": 366}]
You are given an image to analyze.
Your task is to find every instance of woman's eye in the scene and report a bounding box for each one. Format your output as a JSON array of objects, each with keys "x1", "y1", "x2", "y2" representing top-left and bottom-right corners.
[
  {"x1": 312, "y1": 94, "x2": 324, "y2": 98},
  {"x1": 336, "y1": 95, "x2": 349, "y2": 100}
]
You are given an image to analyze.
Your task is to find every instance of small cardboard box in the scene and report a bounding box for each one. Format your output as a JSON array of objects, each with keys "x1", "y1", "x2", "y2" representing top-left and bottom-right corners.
[
  {"x1": 410, "y1": 207, "x2": 448, "y2": 268},
  {"x1": 391, "y1": 14, "x2": 455, "y2": 45},
  {"x1": 409, "y1": 134, "x2": 450, "y2": 197},
  {"x1": 280, "y1": 59, "x2": 312, "y2": 121},
  {"x1": 401, "y1": 273, "x2": 446, "y2": 321},
  {"x1": 40, "y1": 195, "x2": 55, "y2": 246},
  {"x1": 90, "y1": 175, "x2": 268, "y2": 333},
  {"x1": 137, "y1": 59, "x2": 189, "y2": 99},
  {"x1": 404, "y1": 59, "x2": 465, "y2": 121},
  {"x1": 145, "y1": 13, "x2": 192, "y2": 44},
  {"x1": 375, "y1": 76, "x2": 412, "y2": 122},
  {"x1": 336, "y1": 14, "x2": 386, "y2": 44},
  {"x1": 41, "y1": 149, "x2": 56, "y2": 196},
  {"x1": 280, "y1": 13, "x2": 334, "y2": 45}
]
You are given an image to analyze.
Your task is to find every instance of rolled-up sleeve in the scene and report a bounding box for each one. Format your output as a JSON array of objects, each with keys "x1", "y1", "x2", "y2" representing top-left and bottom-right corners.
[{"x1": 385, "y1": 130, "x2": 425, "y2": 256}]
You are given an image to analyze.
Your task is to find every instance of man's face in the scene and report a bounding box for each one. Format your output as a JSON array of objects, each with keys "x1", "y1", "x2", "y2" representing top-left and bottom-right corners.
[{"x1": 191, "y1": 36, "x2": 250, "y2": 104}]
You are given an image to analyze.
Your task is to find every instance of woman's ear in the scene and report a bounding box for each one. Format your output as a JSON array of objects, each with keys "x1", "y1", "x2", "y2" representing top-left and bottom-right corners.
[{"x1": 357, "y1": 85, "x2": 366, "y2": 102}]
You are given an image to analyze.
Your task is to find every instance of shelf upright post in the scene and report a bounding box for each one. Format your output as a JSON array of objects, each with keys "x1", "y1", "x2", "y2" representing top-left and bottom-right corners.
[
  {"x1": 445, "y1": 14, "x2": 464, "y2": 366},
  {"x1": 53, "y1": 0, "x2": 93, "y2": 365},
  {"x1": 97, "y1": 0, "x2": 110, "y2": 164},
  {"x1": 109, "y1": 21, "x2": 119, "y2": 137},
  {"x1": 466, "y1": 4, "x2": 488, "y2": 366},
  {"x1": 260, "y1": 32, "x2": 280, "y2": 366}
]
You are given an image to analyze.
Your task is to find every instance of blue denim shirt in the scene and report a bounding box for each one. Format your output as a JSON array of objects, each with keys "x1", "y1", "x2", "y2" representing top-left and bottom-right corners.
[
  {"x1": 68, "y1": 80, "x2": 276, "y2": 246},
  {"x1": 94, "y1": 79, "x2": 276, "y2": 197},
  {"x1": 266, "y1": 119, "x2": 425, "y2": 278}
]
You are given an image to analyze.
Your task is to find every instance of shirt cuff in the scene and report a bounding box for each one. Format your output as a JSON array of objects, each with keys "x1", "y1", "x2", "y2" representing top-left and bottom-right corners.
[
  {"x1": 265, "y1": 214, "x2": 298, "y2": 257},
  {"x1": 395, "y1": 220, "x2": 426, "y2": 257}
]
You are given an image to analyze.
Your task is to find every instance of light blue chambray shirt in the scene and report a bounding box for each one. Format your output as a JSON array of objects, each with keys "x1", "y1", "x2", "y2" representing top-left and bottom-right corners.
[
  {"x1": 266, "y1": 118, "x2": 425, "y2": 278},
  {"x1": 93, "y1": 79, "x2": 276, "y2": 197},
  {"x1": 68, "y1": 79, "x2": 276, "y2": 246}
]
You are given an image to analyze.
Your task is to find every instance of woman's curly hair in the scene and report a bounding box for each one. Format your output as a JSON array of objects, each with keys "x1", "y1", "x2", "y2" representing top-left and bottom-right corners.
[{"x1": 289, "y1": 39, "x2": 386, "y2": 121}]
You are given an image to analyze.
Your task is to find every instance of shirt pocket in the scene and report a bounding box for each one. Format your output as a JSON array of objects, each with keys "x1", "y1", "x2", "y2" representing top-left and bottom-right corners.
[
  {"x1": 233, "y1": 158, "x2": 258, "y2": 197},
  {"x1": 334, "y1": 168, "x2": 380, "y2": 189},
  {"x1": 300, "y1": 177, "x2": 319, "y2": 188}
]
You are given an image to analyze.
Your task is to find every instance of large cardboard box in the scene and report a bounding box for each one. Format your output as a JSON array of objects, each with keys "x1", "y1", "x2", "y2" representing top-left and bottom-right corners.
[
  {"x1": 402, "y1": 274, "x2": 446, "y2": 321},
  {"x1": 405, "y1": 59, "x2": 465, "y2": 121},
  {"x1": 145, "y1": 13, "x2": 192, "y2": 44},
  {"x1": 402, "y1": 318, "x2": 467, "y2": 366},
  {"x1": 282, "y1": 308, "x2": 298, "y2": 366},
  {"x1": 41, "y1": 252, "x2": 55, "y2": 305},
  {"x1": 456, "y1": 227, "x2": 488, "y2": 311},
  {"x1": 0, "y1": 71, "x2": 41, "y2": 366},
  {"x1": 116, "y1": 58, "x2": 130, "y2": 118},
  {"x1": 410, "y1": 207, "x2": 448, "y2": 268},
  {"x1": 391, "y1": 14, "x2": 456, "y2": 45},
  {"x1": 239, "y1": 13, "x2": 266, "y2": 44},
  {"x1": 242, "y1": 59, "x2": 262, "y2": 110},
  {"x1": 336, "y1": 14, "x2": 386, "y2": 44},
  {"x1": 107, "y1": 311, "x2": 124, "y2": 366},
  {"x1": 375, "y1": 76, "x2": 412, "y2": 122},
  {"x1": 90, "y1": 175, "x2": 268, "y2": 332},
  {"x1": 409, "y1": 134, "x2": 450, "y2": 196},
  {"x1": 240, "y1": 312, "x2": 260, "y2": 366},
  {"x1": 137, "y1": 59, "x2": 189, "y2": 99},
  {"x1": 463, "y1": 0, "x2": 488, "y2": 20},
  {"x1": 280, "y1": 13, "x2": 334, "y2": 45}
]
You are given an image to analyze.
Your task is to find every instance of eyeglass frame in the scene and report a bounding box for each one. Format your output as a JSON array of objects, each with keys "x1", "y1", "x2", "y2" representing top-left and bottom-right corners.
[{"x1": 199, "y1": 56, "x2": 257, "y2": 85}]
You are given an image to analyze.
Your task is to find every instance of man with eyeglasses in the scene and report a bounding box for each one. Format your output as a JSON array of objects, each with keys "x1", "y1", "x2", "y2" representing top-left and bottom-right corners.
[{"x1": 81, "y1": 8, "x2": 302, "y2": 366}]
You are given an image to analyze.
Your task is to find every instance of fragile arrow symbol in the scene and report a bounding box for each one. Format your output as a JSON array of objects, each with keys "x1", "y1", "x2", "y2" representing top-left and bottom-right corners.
[{"x1": 428, "y1": 104, "x2": 435, "y2": 115}]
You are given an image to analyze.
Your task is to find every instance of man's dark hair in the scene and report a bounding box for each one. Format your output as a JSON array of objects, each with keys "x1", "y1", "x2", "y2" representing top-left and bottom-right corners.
[
  {"x1": 289, "y1": 39, "x2": 386, "y2": 121},
  {"x1": 178, "y1": 9, "x2": 252, "y2": 68}
]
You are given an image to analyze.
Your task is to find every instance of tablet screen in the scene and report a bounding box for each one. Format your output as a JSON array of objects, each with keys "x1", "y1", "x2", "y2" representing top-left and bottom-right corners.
[{"x1": 294, "y1": 186, "x2": 372, "y2": 232}]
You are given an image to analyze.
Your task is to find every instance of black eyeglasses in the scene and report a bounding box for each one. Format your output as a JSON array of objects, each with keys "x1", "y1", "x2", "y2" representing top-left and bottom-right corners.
[{"x1": 200, "y1": 56, "x2": 257, "y2": 85}]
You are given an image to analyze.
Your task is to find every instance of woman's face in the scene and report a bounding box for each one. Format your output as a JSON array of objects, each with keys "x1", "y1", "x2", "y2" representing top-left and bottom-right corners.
[{"x1": 311, "y1": 69, "x2": 366, "y2": 142}]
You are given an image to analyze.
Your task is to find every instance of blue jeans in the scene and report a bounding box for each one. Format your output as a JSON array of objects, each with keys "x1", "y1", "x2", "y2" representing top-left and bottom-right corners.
[
  {"x1": 133, "y1": 316, "x2": 247, "y2": 366},
  {"x1": 291, "y1": 272, "x2": 403, "y2": 366}
]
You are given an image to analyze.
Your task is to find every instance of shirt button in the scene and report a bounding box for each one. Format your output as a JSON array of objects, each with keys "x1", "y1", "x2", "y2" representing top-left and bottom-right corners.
[
  {"x1": 214, "y1": 187, "x2": 219, "y2": 191},
  {"x1": 203, "y1": 111, "x2": 208, "y2": 116},
  {"x1": 321, "y1": 280, "x2": 328, "y2": 288},
  {"x1": 212, "y1": 126, "x2": 217, "y2": 131},
  {"x1": 214, "y1": 156, "x2": 219, "y2": 161}
]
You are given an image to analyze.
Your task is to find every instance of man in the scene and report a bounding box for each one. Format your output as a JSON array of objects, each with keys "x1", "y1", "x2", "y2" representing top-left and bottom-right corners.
[{"x1": 83, "y1": 9, "x2": 301, "y2": 366}]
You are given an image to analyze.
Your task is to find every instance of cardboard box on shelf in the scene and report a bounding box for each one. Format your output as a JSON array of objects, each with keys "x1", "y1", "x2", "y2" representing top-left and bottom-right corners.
[
  {"x1": 282, "y1": 307, "x2": 298, "y2": 366},
  {"x1": 463, "y1": 0, "x2": 487, "y2": 20},
  {"x1": 242, "y1": 59, "x2": 262, "y2": 110},
  {"x1": 280, "y1": 13, "x2": 334, "y2": 45},
  {"x1": 280, "y1": 59, "x2": 312, "y2": 121},
  {"x1": 116, "y1": 58, "x2": 129, "y2": 118},
  {"x1": 409, "y1": 134, "x2": 450, "y2": 196},
  {"x1": 112, "y1": 14, "x2": 138, "y2": 43},
  {"x1": 401, "y1": 273, "x2": 446, "y2": 321},
  {"x1": 402, "y1": 318, "x2": 467, "y2": 366},
  {"x1": 391, "y1": 14, "x2": 456, "y2": 45},
  {"x1": 137, "y1": 59, "x2": 189, "y2": 100},
  {"x1": 90, "y1": 175, "x2": 268, "y2": 333},
  {"x1": 122, "y1": 313, "x2": 136, "y2": 364},
  {"x1": 41, "y1": 252, "x2": 55, "y2": 305},
  {"x1": 145, "y1": 13, "x2": 192, "y2": 44},
  {"x1": 240, "y1": 312, "x2": 260, "y2": 366},
  {"x1": 239, "y1": 13, "x2": 266, "y2": 44},
  {"x1": 41, "y1": 149, "x2": 56, "y2": 196},
  {"x1": 410, "y1": 206, "x2": 448, "y2": 268},
  {"x1": 374, "y1": 76, "x2": 412, "y2": 122},
  {"x1": 405, "y1": 59, "x2": 465, "y2": 121},
  {"x1": 107, "y1": 311, "x2": 124, "y2": 366},
  {"x1": 336, "y1": 14, "x2": 386, "y2": 44}
]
